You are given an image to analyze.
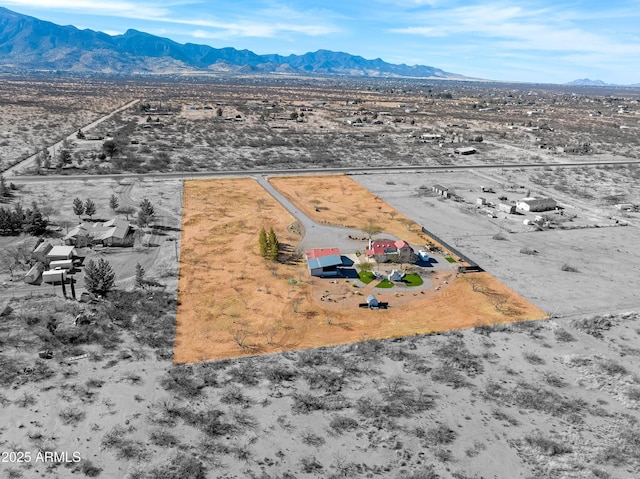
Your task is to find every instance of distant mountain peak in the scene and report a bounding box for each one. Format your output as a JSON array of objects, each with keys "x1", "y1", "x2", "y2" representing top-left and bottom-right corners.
[
  {"x1": 566, "y1": 78, "x2": 611, "y2": 86},
  {"x1": 0, "y1": 7, "x2": 469, "y2": 79}
]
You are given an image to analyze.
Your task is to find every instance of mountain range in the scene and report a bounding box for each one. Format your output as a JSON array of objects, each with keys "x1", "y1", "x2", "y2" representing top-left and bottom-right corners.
[{"x1": 0, "y1": 7, "x2": 466, "y2": 79}]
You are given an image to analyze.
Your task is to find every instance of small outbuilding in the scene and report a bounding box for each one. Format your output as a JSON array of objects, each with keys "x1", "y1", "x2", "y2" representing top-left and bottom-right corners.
[
  {"x1": 432, "y1": 184, "x2": 449, "y2": 197},
  {"x1": 366, "y1": 295, "x2": 379, "y2": 309},
  {"x1": 498, "y1": 203, "x2": 516, "y2": 214},
  {"x1": 306, "y1": 248, "x2": 343, "y2": 277}
]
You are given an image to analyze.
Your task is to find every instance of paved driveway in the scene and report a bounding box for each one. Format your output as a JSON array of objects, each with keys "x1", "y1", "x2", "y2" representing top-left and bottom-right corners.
[{"x1": 255, "y1": 176, "x2": 389, "y2": 253}]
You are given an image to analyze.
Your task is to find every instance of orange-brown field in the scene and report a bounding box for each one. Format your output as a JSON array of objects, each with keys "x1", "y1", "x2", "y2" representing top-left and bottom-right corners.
[{"x1": 174, "y1": 176, "x2": 547, "y2": 363}]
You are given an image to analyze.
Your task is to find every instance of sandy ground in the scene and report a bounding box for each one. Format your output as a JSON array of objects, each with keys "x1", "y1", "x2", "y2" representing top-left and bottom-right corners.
[
  {"x1": 354, "y1": 170, "x2": 640, "y2": 317},
  {"x1": 175, "y1": 176, "x2": 545, "y2": 363}
]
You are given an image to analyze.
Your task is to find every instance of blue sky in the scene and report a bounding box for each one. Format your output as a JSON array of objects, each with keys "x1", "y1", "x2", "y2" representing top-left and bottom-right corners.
[{"x1": 4, "y1": 0, "x2": 640, "y2": 84}]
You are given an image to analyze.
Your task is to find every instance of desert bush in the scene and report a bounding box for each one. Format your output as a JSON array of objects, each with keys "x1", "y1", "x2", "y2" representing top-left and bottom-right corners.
[
  {"x1": 328, "y1": 415, "x2": 360, "y2": 435},
  {"x1": 101, "y1": 426, "x2": 147, "y2": 461},
  {"x1": 491, "y1": 408, "x2": 519, "y2": 425},
  {"x1": 78, "y1": 460, "x2": 102, "y2": 477},
  {"x1": 15, "y1": 392, "x2": 37, "y2": 408},
  {"x1": 160, "y1": 366, "x2": 203, "y2": 398},
  {"x1": 397, "y1": 466, "x2": 440, "y2": 479},
  {"x1": 524, "y1": 433, "x2": 572, "y2": 455},
  {"x1": 571, "y1": 316, "x2": 613, "y2": 338},
  {"x1": 432, "y1": 337, "x2": 483, "y2": 376},
  {"x1": 149, "y1": 429, "x2": 180, "y2": 448},
  {"x1": 59, "y1": 407, "x2": 86, "y2": 425},
  {"x1": 542, "y1": 371, "x2": 568, "y2": 388},
  {"x1": 416, "y1": 423, "x2": 457, "y2": 446},
  {"x1": 482, "y1": 380, "x2": 587, "y2": 419},
  {"x1": 262, "y1": 364, "x2": 297, "y2": 384},
  {"x1": 433, "y1": 448, "x2": 453, "y2": 463},
  {"x1": 182, "y1": 409, "x2": 235, "y2": 438},
  {"x1": 554, "y1": 328, "x2": 575, "y2": 342},
  {"x1": 561, "y1": 263, "x2": 579, "y2": 272},
  {"x1": 522, "y1": 351, "x2": 545, "y2": 365},
  {"x1": 292, "y1": 392, "x2": 349, "y2": 414},
  {"x1": 146, "y1": 452, "x2": 206, "y2": 479},
  {"x1": 492, "y1": 232, "x2": 507, "y2": 241},
  {"x1": 302, "y1": 368, "x2": 345, "y2": 393},
  {"x1": 225, "y1": 362, "x2": 261, "y2": 386},
  {"x1": 300, "y1": 429, "x2": 326, "y2": 447},
  {"x1": 430, "y1": 366, "x2": 470, "y2": 388},
  {"x1": 220, "y1": 385, "x2": 253, "y2": 408},
  {"x1": 230, "y1": 410, "x2": 258, "y2": 433},
  {"x1": 624, "y1": 386, "x2": 640, "y2": 401},
  {"x1": 598, "y1": 358, "x2": 628, "y2": 376},
  {"x1": 464, "y1": 440, "x2": 487, "y2": 458},
  {"x1": 300, "y1": 456, "x2": 323, "y2": 473}
]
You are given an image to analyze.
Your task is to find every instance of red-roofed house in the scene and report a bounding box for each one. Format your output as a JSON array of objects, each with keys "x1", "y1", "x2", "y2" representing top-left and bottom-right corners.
[{"x1": 365, "y1": 239, "x2": 416, "y2": 263}]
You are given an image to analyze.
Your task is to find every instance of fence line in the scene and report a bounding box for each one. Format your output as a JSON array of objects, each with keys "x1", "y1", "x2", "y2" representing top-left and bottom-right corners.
[{"x1": 420, "y1": 226, "x2": 483, "y2": 272}]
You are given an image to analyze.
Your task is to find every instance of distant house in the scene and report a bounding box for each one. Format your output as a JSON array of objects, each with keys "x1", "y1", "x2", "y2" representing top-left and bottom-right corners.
[
  {"x1": 365, "y1": 239, "x2": 416, "y2": 264},
  {"x1": 46, "y1": 245, "x2": 77, "y2": 265},
  {"x1": 454, "y1": 147, "x2": 477, "y2": 155},
  {"x1": 64, "y1": 218, "x2": 132, "y2": 247},
  {"x1": 516, "y1": 197, "x2": 557, "y2": 212},
  {"x1": 432, "y1": 184, "x2": 449, "y2": 197},
  {"x1": 306, "y1": 248, "x2": 343, "y2": 277},
  {"x1": 31, "y1": 241, "x2": 53, "y2": 264},
  {"x1": 498, "y1": 203, "x2": 517, "y2": 214}
]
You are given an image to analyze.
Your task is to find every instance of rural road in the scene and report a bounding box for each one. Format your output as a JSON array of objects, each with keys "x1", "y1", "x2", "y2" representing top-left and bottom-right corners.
[
  {"x1": 3, "y1": 98, "x2": 140, "y2": 176},
  {"x1": 9, "y1": 158, "x2": 640, "y2": 184}
]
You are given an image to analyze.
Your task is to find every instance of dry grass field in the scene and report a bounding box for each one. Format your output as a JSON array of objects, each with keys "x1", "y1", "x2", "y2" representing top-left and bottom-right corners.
[{"x1": 175, "y1": 176, "x2": 545, "y2": 363}]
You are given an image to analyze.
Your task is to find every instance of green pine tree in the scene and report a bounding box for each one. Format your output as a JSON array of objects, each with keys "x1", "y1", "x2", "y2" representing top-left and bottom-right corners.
[
  {"x1": 267, "y1": 227, "x2": 279, "y2": 262},
  {"x1": 258, "y1": 227, "x2": 268, "y2": 258}
]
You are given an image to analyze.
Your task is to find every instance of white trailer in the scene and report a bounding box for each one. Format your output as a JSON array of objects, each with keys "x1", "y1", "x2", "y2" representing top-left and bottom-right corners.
[
  {"x1": 49, "y1": 259, "x2": 73, "y2": 270},
  {"x1": 42, "y1": 269, "x2": 67, "y2": 284}
]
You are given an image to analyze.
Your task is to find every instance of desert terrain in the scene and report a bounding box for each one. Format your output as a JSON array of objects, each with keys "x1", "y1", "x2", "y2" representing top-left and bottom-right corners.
[{"x1": 1, "y1": 75, "x2": 639, "y2": 479}]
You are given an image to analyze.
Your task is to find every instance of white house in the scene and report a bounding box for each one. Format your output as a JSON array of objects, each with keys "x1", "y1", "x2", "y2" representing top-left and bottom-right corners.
[{"x1": 516, "y1": 197, "x2": 557, "y2": 212}]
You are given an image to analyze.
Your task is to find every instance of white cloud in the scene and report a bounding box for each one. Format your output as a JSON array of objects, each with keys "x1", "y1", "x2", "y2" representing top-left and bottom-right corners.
[{"x1": 3, "y1": 0, "x2": 169, "y2": 18}]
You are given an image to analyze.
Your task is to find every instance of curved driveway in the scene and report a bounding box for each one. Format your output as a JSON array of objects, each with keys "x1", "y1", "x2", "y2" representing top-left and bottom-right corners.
[{"x1": 255, "y1": 176, "x2": 397, "y2": 253}]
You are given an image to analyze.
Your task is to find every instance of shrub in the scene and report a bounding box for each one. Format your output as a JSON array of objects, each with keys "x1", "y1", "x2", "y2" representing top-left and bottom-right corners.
[
  {"x1": 598, "y1": 358, "x2": 627, "y2": 376},
  {"x1": 554, "y1": 328, "x2": 575, "y2": 342},
  {"x1": 79, "y1": 460, "x2": 102, "y2": 477},
  {"x1": 571, "y1": 316, "x2": 613, "y2": 338},
  {"x1": 149, "y1": 429, "x2": 179, "y2": 448},
  {"x1": 432, "y1": 337, "x2": 483, "y2": 376},
  {"x1": 542, "y1": 371, "x2": 568, "y2": 388},
  {"x1": 146, "y1": 452, "x2": 206, "y2": 479},
  {"x1": 397, "y1": 466, "x2": 440, "y2": 479},
  {"x1": 417, "y1": 424, "x2": 457, "y2": 446},
  {"x1": 328, "y1": 415, "x2": 360, "y2": 435},
  {"x1": 524, "y1": 434, "x2": 572, "y2": 455},
  {"x1": 522, "y1": 352, "x2": 545, "y2": 365},
  {"x1": 561, "y1": 263, "x2": 579, "y2": 272},
  {"x1": 160, "y1": 367, "x2": 203, "y2": 398},
  {"x1": 300, "y1": 429, "x2": 326, "y2": 447},
  {"x1": 300, "y1": 456, "x2": 323, "y2": 473}
]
